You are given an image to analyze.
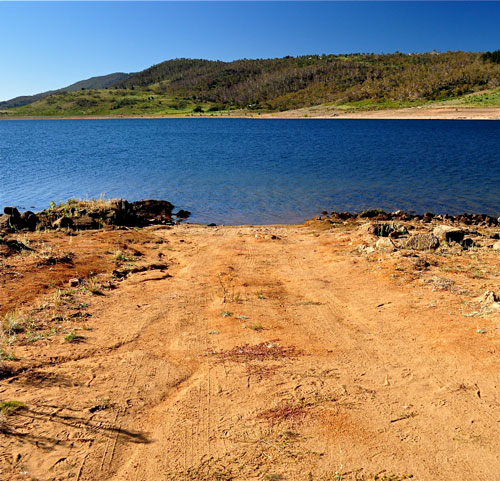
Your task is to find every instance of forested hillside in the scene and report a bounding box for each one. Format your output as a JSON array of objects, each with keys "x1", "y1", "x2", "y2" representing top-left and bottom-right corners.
[
  {"x1": 113, "y1": 51, "x2": 500, "y2": 110},
  {"x1": 2, "y1": 51, "x2": 500, "y2": 116}
]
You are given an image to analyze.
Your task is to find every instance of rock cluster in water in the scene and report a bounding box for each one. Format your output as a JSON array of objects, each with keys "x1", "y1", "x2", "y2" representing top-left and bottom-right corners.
[{"x1": 0, "y1": 199, "x2": 190, "y2": 233}]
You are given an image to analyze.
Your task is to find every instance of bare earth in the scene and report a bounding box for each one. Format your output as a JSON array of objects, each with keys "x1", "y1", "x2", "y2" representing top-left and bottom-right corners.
[{"x1": 2, "y1": 221, "x2": 500, "y2": 481}]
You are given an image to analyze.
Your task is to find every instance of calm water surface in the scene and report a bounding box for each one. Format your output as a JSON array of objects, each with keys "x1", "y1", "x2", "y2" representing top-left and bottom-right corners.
[{"x1": 0, "y1": 119, "x2": 499, "y2": 224}]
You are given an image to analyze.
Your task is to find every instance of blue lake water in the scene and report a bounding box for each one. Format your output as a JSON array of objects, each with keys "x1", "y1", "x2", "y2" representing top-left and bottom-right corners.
[{"x1": 0, "y1": 118, "x2": 499, "y2": 224}]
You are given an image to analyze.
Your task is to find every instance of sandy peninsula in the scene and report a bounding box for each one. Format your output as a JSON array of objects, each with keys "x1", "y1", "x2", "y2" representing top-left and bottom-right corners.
[{"x1": 2, "y1": 208, "x2": 500, "y2": 480}]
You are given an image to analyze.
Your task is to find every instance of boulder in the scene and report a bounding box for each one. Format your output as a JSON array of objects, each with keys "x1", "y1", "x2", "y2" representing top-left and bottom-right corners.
[
  {"x1": 0, "y1": 214, "x2": 14, "y2": 231},
  {"x1": 72, "y1": 216, "x2": 100, "y2": 230},
  {"x1": 433, "y1": 226, "x2": 465, "y2": 244},
  {"x1": 175, "y1": 209, "x2": 191, "y2": 220},
  {"x1": 68, "y1": 278, "x2": 82, "y2": 287},
  {"x1": 405, "y1": 234, "x2": 440, "y2": 251},
  {"x1": 477, "y1": 290, "x2": 499, "y2": 304},
  {"x1": 376, "y1": 237, "x2": 396, "y2": 252},
  {"x1": 331, "y1": 212, "x2": 353, "y2": 220},
  {"x1": 358, "y1": 209, "x2": 389, "y2": 220},
  {"x1": 476, "y1": 291, "x2": 500, "y2": 312},
  {"x1": 460, "y1": 238, "x2": 476, "y2": 250},
  {"x1": 357, "y1": 223, "x2": 377, "y2": 236},
  {"x1": 493, "y1": 241, "x2": 500, "y2": 251},
  {"x1": 131, "y1": 199, "x2": 174, "y2": 225},
  {"x1": 3, "y1": 206, "x2": 20, "y2": 218},
  {"x1": 52, "y1": 217, "x2": 74, "y2": 229},
  {"x1": 359, "y1": 222, "x2": 408, "y2": 238},
  {"x1": 20, "y1": 211, "x2": 38, "y2": 231}
]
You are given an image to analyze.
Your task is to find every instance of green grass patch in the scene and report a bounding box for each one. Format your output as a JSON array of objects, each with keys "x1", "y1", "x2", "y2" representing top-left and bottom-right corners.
[
  {"x1": 0, "y1": 401, "x2": 24, "y2": 415},
  {"x1": 4, "y1": 88, "x2": 220, "y2": 118}
]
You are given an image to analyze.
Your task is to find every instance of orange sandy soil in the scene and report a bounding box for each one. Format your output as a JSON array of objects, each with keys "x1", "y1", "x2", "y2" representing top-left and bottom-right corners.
[
  {"x1": 2, "y1": 106, "x2": 500, "y2": 121},
  {"x1": 1, "y1": 220, "x2": 500, "y2": 481}
]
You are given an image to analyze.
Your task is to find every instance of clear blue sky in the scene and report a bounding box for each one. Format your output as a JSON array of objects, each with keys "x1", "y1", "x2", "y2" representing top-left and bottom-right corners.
[{"x1": 1, "y1": 1, "x2": 499, "y2": 101}]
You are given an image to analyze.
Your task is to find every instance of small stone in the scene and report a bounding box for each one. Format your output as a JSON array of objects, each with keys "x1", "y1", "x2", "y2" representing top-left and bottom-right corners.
[
  {"x1": 68, "y1": 278, "x2": 81, "y2": 287},
  {"x1": 413, "y1": 258, "x2": 430, "y2": 271},
  {"x1": 493, "y1": 241, "x2": 500, "y2": 251}
]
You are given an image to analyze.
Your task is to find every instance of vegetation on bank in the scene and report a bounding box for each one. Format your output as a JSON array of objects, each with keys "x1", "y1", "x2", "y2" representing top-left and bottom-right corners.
[
  {"x1": 0, "y1": 89, "x2": 221, "y2": 117},
  {"x1": 1, "y1": 51, "x2": 500, "y2": 117}
]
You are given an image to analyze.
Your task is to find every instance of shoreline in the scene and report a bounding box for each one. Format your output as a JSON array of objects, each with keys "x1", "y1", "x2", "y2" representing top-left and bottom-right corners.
[{"x1": 1, "y1": 105, "x2": 500, "y2": 121}]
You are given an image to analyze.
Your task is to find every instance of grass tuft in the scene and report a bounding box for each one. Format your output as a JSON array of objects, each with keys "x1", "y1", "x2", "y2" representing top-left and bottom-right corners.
[{"x1": 0, "y1": 400, "x2": 24, "y2": 415}]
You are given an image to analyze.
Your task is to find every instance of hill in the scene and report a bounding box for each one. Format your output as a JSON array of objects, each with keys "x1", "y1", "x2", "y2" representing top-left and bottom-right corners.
[
  {"x1": 1, "y1": 51, "x2": 500, "y2": 117},
  {"x1": 113, "y1": 51, "x2": 500, "y2": 111},
  {"x1": 0, "y1": 72, "x2": 129, "y2": 109}
]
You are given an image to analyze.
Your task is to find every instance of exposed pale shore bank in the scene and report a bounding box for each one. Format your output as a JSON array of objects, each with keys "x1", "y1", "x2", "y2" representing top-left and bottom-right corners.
[{"x1": 1, "y1": 105, "x2": 500, "y2": 121}]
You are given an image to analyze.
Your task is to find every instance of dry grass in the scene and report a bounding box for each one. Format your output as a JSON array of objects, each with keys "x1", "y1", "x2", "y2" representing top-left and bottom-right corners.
[
  {"x1": 208, "y1": 341, "x2": 303, "y2": 363},
  {"x1": 258, "y1": 403, "x2": 311, "y2": 426},
  {"x1": 245, "y1": 363, "x2": 282, "y2": 380}
]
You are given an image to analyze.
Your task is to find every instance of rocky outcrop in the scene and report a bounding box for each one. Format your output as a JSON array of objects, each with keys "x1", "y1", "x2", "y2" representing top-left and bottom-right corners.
[
  {"x1": 326, "y1": 210, "x2": 499, "y2": 227},
  {"x1": 0, "y1": 207, "x2": 39, "y2": 232},
  {"x1": 1, "y1": 198, "x2": 189, "y2": 232}
]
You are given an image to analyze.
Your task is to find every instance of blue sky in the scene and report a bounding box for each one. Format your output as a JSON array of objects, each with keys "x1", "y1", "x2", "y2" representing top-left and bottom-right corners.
[{"x1": 1, "y1": 1, "x2": 499, "y2": 101}]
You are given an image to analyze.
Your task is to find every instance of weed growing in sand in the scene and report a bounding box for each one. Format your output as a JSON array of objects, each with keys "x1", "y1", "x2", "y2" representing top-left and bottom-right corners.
[
  {"x1": 390, "y1": 411, "x2": 418, "y2": 423},
  {"x1": 64, "y1": 331, "x2": 82, "y2": 342},
  {"x1": 114, "y1": 250, "x2": 137, "y2": 263},
  {"x1": 249, "y1": 323, "x2": 264, "y2": 331},
  {"x1": 0, "y1": 401, "x2": 24, "y2": 415},
  {"x1": 2, "y1": 335, "x2": 17, "y2": 346},
  {"x1": 2, "y1": 311, "x2": 33, "y2": 336},
  {"x1": 320, "y1": 467, "x2": 414, "y2": 480},
  {"x1": 0, "y1": 349, "x2": 18, "y2": 361},
  {"x1": 227, "y1": 291, "x2": 241, "y2": 303},
  {"x1": 26, "y1": 331, "x2": 46, "y2": 343},
  {"x1": 221, "y1": 311, "x2": 233, "y2": 317},
  {"x1": 264, "y1": 474, "x2": 283, "y2": 481},
  {"x1": 83, "y1": 277, "x2": 103, "y2": 296}
]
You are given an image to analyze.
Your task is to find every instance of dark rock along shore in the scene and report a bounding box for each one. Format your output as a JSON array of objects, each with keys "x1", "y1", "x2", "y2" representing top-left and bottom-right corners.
[
  {"x1": 0, "y1": 199, "x2": 191, "y2": 233},
  {"x1": 320, "y1": 208, "x2": 500, "y2": 227}
]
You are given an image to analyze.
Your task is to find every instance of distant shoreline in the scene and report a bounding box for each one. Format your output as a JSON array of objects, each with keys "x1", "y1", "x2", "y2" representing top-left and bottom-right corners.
[{"x1": 1, "y1": 106, "x2": 500, "y2": 121}]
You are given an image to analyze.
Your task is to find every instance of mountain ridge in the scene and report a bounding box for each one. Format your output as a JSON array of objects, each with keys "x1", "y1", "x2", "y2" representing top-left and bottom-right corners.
[{"x1": 0, "y1": 72, "x2": 129, "y2": 109}]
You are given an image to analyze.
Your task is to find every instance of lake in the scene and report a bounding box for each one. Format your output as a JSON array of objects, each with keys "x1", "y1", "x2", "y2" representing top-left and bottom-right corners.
[{"x1": 0, "y1": 118, "x2": 499, "y2": 224}]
